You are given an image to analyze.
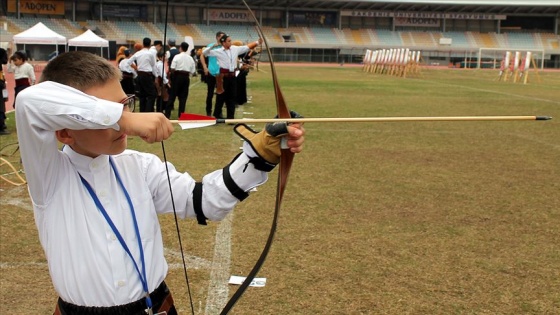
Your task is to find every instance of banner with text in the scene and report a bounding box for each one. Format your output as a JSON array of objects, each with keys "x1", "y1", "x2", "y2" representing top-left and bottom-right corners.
[
  {"x1": 205, "y1": 9, "x2": 254, "y2": 22},
  {"x1": 342, "y1": 10, "x2": 506, "y2": 20},
  {"x1": 7, "y1": 0, "x2": 65, "y2": 15},
  {"x1": 394, "y1": 17, "x2": 440, "y2": 27}
]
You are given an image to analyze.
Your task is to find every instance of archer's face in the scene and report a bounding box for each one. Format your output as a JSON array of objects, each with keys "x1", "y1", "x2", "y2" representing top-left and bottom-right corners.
[
  {"x1": 222, "y1": 38, "x2": 232, "y2": 49},
  {"x1": 12, "y1": 58, "x2": 24, "y2": 66},
  {"x1": 63, "y1": 79, "x2": 130, "y2": 158}
]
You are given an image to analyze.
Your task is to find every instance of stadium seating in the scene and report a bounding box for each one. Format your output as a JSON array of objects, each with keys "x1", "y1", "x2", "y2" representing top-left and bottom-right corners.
[{"x1": 4, "y1": 16, "x2": 559, "y2": 55}]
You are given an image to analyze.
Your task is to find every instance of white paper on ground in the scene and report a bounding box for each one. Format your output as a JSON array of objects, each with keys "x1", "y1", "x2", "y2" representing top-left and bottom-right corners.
[{"x1": 228, "y1": 275, "x2": 266, "y2": 287}]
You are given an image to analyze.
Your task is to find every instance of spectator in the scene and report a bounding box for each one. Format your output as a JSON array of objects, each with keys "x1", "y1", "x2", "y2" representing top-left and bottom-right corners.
[
  {"x1": 199, "y1": 31, "x2": 225, "y2": 117},
  {"x1": 166, "y1": 42, "x2": 196, "y2": 119},
  {"x1": 8, "y1": 50, "x2": 36, "y2": 109}
]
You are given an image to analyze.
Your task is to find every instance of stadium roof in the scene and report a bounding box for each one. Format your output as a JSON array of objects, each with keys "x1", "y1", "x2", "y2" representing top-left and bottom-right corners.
[{"x1": 172, "y1": 0, "x2": 560, "y2": 15}]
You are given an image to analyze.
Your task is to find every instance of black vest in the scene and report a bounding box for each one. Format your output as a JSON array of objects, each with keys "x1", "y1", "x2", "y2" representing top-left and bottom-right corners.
[{"x1": 167, "y1": 48, "x2": 179, "y2": 67}]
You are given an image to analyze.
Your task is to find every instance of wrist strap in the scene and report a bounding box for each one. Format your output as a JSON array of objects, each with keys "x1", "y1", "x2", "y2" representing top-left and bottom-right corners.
[{"x1": 223, "y1": 161, "x2": 249, "y2": 201}]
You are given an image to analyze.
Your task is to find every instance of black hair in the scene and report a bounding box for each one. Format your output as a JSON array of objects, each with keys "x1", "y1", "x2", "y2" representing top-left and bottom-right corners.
[
  {"x1": 216, "y1": 31, "x2": 225, "y2": 37},
  {"x1": 180, "y1": 42, "x2": 189, "y2": 52},
  {"x1": 11, "y1": 51, "x2": 27, "y2": 62},
  {"x1": 143, "y1": 37, "x2": 151, "y2": 47},
  {"x1": 154, "y1": 40, "x2": 163, "y2": 46},
  {"x1": 219, "y1": 34, "x2": 229, "y2": 43}
]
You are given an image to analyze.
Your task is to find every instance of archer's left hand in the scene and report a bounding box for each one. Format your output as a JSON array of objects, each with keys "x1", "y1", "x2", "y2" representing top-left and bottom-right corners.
[
  {"x1": 234, "y1": 111, "x2": 305, "y2": 171},
  {"x1": 285, "y1": 122, "x2": 305, "y2": 154}
]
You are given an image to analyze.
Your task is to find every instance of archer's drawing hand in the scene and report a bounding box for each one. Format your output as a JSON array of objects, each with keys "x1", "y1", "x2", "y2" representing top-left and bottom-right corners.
[{"x1": 120, "y1": 111, "x2": 174, "y2": 143}]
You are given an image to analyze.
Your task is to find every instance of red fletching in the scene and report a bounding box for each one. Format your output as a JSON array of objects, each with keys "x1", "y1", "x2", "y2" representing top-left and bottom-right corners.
[{"x1": 179, "y1": 113, "x2": 216, "y2": 121}]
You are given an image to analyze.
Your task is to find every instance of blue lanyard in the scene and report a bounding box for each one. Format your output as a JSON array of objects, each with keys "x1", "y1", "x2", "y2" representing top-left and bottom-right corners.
[{"x1": 78, "y1": 157, "x2": 153, "y2": 311}]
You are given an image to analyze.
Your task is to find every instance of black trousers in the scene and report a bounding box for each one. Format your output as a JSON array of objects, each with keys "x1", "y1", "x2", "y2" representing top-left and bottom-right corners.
[
  {"x1": 204, "y1": 74, "x2": 217, "y2": 116},
  {"x1": 120, "y1": 76, "x2": 136, "y2": 96},
  {"x1": 166, "y1": 73, "x2": 190, "y2": 119},
  {"x1": 136, "y1": 74, "x2": 157, "y2": 112},
  {"x1": 214, "y1": 76, "x2": 237, "y2": 119},
  {"x1": 13, "y1": 83, "x2": 30, "y2": 109}
]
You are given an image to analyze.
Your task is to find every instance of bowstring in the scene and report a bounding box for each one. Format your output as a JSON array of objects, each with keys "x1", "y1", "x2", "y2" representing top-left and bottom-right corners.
[{"x1": 160, "y1": 0, "x2": 195, "y2": 314}]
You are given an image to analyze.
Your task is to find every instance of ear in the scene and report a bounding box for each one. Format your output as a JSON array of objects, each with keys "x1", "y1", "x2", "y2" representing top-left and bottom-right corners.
[{"x1": 55, "y1": 129, "x2": 75, "y2": 146}]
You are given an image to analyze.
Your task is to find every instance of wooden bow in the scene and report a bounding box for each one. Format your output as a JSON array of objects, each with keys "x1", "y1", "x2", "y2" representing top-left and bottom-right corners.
[{"x1": 219, "y1": 1, "x2": 295, "y2": 314}]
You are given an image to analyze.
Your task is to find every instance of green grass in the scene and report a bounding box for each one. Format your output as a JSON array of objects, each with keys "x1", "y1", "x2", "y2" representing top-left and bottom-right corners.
[{"x1": 1, "y1": 65, "x2": 559, "y2": 314}]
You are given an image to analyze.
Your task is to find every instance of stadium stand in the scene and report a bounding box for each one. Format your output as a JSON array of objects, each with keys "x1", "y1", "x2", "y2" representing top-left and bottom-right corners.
[{"x1": 2, "y1": 1, "x2": 559, "y2": 67}]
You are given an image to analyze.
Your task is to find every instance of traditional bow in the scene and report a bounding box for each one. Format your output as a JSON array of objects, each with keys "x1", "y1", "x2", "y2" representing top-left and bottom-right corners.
[{"x1": 219, "y1": 2, "x2": 295, "y2": 314}]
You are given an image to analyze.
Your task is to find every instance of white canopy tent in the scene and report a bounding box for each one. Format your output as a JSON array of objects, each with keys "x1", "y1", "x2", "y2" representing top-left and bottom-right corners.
[
  {"x1": 68, "y1": 29, "x2": 110, "y2": 58},
  {"x1": 12, "y1": 22, "x2": 67, "y2": 60},
  {"x1": 13, "y1": 22, "x2": 67, "y2": 45}
]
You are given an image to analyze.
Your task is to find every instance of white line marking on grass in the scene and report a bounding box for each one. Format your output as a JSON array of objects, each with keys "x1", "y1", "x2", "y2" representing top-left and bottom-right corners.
[
  {"x1": 204, "y1": 213, "x2": 234, "y2": 315},
  {"x1": 0, "y1": 262, "x2": 48, "y2": 268},
  {"x1": 190, "y1": 81, "x2": 203, "y2": 89},
  {"x1": 164, "y1": 248, "x2": 213, "y2": 270},
  {"x1": 201, "y1": 90, "x2": 255, "y2": 314}
]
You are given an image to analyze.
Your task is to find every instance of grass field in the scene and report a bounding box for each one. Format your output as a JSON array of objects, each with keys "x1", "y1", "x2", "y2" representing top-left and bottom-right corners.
[{"x1": 1, "y1": 64, "x2": 559, "y2": 314}]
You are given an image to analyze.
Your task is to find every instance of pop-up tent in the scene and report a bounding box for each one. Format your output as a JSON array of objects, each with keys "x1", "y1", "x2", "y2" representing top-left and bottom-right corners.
[
  {"x1": 68, "y1": 29, "x2": 109, "y2": 58},
  {"x1": 12, "y1": 22, "x2": 67, "y2": 60},
  {"x1": 13, "y1": 22, "x2": 67, "y2": 45}
]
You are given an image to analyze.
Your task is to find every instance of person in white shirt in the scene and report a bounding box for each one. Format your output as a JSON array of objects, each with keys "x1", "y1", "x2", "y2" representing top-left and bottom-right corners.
[
  {"x1": 127, "y1": 37, "x2": 158, "y2": 112},
  {"x1": 8, "y1": 50, "x2": 35, "y2": 109},
  {"x1": 166, "y1": 42, "x2": 196, "y2": 119},
  {"x1": 118, "y1": 49, "x2": 136, "y2": 96},
  {"x1": 203, "y1": 35, "x2": 262, "y2": 119},
  {"x1": 155, "y1": 51, "x2": 169, "y2": 113},
  {"x1": 149, "y1": 40, "x2": 163, "y2": 57},
  {"x1": 199, "y1": 31, "x2": 225, "y2": 117},
  {"x1": 15, "y1": 51, "x2": 305, "y2": 315}
]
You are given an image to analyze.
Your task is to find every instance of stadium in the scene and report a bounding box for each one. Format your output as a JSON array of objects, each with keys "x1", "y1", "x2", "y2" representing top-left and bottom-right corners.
[
  {"x1": 1, "y1": 0, "x2": 560, "y2": 67},
  {"x1": 1, "y1": 1, "x2": 560, "y2": 314}
]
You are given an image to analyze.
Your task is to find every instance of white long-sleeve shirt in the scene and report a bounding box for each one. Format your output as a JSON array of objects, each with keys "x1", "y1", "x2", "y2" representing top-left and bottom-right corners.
[
  {"x1": 203, "y1": 45, "x2": 251, "y2": 72},
  {"x1": 126, "y1": 48, "x2": 158, "y2": 77},
  {"x1": 118, "y1": 57, "x2": 137, "y2": 78},
  {"x1": 15, "y1": 81, "x2": 268, "y2": 307},
  {"x1": 156, "y1": 60, "x2": 168, "y2": 84},
  {"x1": 170, "y1": 51, "x2": 196, "y2": 74},
  {"x1": 8, "y1": 62, "x2": 36, "y2": 84}
]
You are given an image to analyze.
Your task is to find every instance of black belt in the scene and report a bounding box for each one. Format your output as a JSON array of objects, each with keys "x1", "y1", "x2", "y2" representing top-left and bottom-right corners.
[
  {"x1": 121, "y1": 71, "x2": 134, "y2": 78},
  {"x1": 55, "y1": 281, "x2": 171, "y2": 315},
  {"x1": 174, "y1": 70, "x2": 190, "y2": 75},
  {"x1": 137, "y1": 71, "x2": 154, "y2": 76}
]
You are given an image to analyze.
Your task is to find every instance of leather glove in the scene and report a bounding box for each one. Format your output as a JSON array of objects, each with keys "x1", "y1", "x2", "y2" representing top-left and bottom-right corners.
[{"x1": 234, "y1": 111, "x2": 302, "y2": 171}]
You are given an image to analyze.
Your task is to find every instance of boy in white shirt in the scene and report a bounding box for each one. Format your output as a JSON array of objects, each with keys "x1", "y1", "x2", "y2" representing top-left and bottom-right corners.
[
  {"x1": 15, "y1": 51, "x2": 305, "y2": 315},
  {"x1": 8, "y1": 50, "x2": 35, "y2": 108}
]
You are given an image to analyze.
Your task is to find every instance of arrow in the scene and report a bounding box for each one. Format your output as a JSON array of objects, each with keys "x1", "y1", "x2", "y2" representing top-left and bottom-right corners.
[{"x1": 171, "y1": 113, "x2": 552, "y2": 130}]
